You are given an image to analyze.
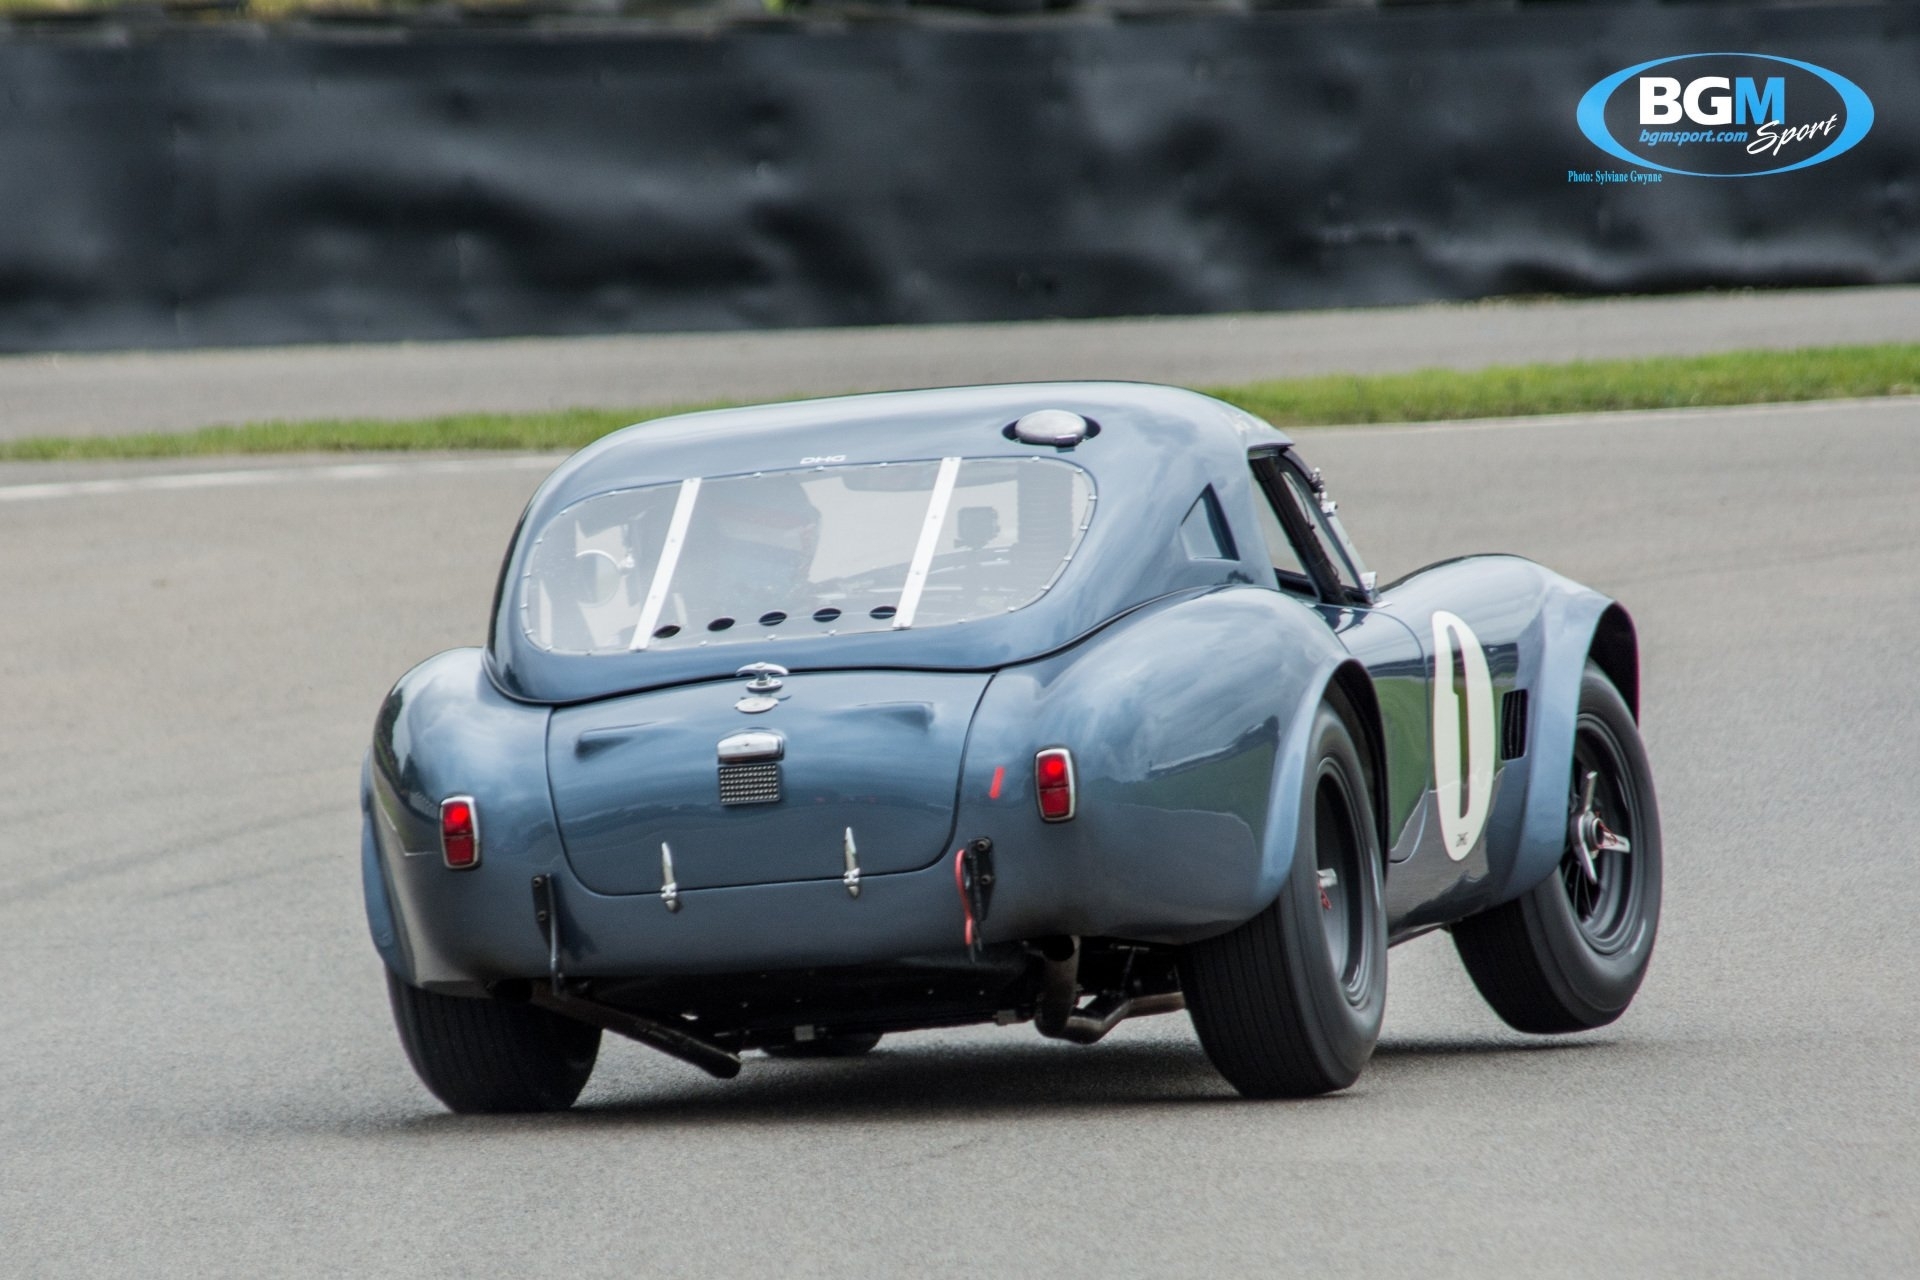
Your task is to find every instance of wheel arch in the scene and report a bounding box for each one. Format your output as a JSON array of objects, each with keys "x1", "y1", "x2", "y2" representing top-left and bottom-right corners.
[
  {"x1": 1241, "y1": 653, "x2": 1391, "y2": 924},
  {"x1": 1323, "y1": 658, "x2": 1391, "y2": 863},
  {"x1": 361, "y1": 751, "x2": 416, "y2": 985},
  {"x1": 1500, "y1": 590, "x2": 1639, "y2": 904},
  {"x1": 1586, "y1": 603, "x2": 1640, "y2": 721}
]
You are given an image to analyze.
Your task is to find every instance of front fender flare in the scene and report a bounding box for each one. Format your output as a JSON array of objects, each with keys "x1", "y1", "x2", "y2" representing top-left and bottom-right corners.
[{"x1": 1502, "y1": 592, "x2": 1636, "y2": 902}]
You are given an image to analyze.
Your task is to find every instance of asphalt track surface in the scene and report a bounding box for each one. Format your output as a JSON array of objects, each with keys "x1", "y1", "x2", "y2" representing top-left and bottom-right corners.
[
  {"x1": 3, "y1": 284, "x2": 1919, "y2": 438},
  {"x1": 3, "y1": 388, "x2": 1917, "y2": 1278}
]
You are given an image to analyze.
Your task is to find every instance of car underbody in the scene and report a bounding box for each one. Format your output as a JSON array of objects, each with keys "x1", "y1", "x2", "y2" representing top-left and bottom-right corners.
[{"x1": 492, "y1": 936, "x2": 1186, "y2": 1078}]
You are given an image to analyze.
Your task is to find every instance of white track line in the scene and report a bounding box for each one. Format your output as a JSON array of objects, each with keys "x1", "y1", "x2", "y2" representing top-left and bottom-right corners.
[{"x1": 0, "y1": 454, "x2": 560, "y2": 504}]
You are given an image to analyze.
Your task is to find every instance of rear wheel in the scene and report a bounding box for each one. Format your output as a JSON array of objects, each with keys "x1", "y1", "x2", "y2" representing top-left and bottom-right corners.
[
  {"x1": 386, "y1": 969, "x2": 601, "y2": 1114},
  {"x1": 763, "y1": 1032, "x2": 883, "y2": 1059},
  {"x1": 1181, "y1": 699, "x2": 1387, "y2": 1097},
  {"x1": 1452, "y1": 662, "x2": 1661, "y2": 1033}
]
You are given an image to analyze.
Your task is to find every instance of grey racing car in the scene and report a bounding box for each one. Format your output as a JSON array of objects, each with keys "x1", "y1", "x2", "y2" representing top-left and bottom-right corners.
[{"x1": 362, "y1": 382, "x2": 1661, "y2": 1111}]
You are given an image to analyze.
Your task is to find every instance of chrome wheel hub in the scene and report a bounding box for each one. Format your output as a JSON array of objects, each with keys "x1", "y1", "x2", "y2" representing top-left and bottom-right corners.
[{"x1": 1569, "y1": 770, "x2": 1632, "y2": 886}]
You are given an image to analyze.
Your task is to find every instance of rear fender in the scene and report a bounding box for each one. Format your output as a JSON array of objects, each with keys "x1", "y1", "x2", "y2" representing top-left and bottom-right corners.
[
  {"x1": 360, "y1": 753, "x2": 410, "y2": 982},
  {"x1": 960, "y1": 588, "x2": 1359, "y2": 945},
  {"x1": 363, "y1": 648, "x2": 562, "y2": 988}
]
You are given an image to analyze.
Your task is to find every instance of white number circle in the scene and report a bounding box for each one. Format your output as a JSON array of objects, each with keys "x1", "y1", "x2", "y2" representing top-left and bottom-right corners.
[{"x1": 1430, "y1": 610, "x2": 1496, "y2": 861}]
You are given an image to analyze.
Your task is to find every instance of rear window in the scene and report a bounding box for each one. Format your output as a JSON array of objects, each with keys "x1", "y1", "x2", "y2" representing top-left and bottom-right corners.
[{"x1": 520, "y1": 456, "x2": 1095, "y2": 654}]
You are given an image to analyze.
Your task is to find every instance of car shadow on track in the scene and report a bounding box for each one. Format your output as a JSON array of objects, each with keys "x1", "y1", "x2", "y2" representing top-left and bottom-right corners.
[
  {"x1": 1372, "y1": 1034, "x2": 1615, "y2": 1059},
  {"x1": 481, "y1": 1038, "x2": 1235, "y2": 1132},
  {"x1": 372, "y1": 1028, "x2": 1612, "y2": 1135}
]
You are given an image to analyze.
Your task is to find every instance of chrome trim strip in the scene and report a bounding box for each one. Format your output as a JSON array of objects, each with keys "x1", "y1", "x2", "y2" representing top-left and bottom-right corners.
[
  {"x1": 891, "y1": 455, "x2": 962, "y2": 631},
  {"x1": 629, "y1": 476, "x2": 702, "y2": 651}
]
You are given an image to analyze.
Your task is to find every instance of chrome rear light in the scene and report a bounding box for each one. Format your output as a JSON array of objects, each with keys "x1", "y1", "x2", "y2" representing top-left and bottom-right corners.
[
  {"x1": 1035, "y1": 748, "x2": 1076, "y2": 822},
  {"x1": 441, "y1": 796, "x2": 480, "y2": 869}
]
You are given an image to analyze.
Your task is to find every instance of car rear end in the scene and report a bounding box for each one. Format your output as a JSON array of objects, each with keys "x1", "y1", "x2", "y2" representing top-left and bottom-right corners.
[{"x1": 367, "y1": 447, "x2": 1104, "y2": 989}]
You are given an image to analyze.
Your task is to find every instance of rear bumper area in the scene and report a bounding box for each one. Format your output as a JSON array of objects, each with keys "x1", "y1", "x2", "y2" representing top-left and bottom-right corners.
[
  {"x1": 377, "y1": 830, "x2": 973, "y2": 987},
  {"x1": 553, "y1": 866, "x2": 971, "y2": 979}
]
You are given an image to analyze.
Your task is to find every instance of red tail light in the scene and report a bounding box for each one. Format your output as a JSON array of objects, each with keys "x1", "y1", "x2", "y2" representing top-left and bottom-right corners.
[
  {"x1": 1035, "y1": 748, "x2": 1076, "y2": 822},
  {"x1": 441, "y1": 796, "x2": 480, "y2": 869}
]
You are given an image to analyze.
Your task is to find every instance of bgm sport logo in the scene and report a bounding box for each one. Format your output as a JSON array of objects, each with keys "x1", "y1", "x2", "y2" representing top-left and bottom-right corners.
[{"x1": 1577, "y1": 53, "x2": 1873, "y2": 177}]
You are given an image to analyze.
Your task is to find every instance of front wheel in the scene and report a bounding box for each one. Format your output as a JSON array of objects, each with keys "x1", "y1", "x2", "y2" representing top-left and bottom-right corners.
[
  {"x1": 1451, "y1": 662, "x2": 1662, "y2": 1033},
  {"x1": 1181, "y1": 699, "x2": 1387, "y2": 1098},
  {"x1": 386, "y1": 970, "x2": 602, "y2": 1114}
]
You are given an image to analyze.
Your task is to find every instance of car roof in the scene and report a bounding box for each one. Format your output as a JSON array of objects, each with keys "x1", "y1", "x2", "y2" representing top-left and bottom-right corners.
[
  {"x1": 489, "y1": 382, "x2": 1290, "y2": 703},
  {"x1": 540, "y1": 381, "x2": 1290, "y2": 500}
]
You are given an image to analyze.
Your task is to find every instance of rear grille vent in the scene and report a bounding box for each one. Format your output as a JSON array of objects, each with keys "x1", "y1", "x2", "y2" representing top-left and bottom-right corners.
[
  {"x1": 718, "y1": 761, "x2": 782, "y2": 806},
  {"x1": 1501, "y1": 689, "x2": 1529, "y2": 761}
]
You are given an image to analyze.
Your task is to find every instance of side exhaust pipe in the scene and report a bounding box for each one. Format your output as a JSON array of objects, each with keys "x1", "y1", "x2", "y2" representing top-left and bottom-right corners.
[
  {"x1": 529, "y1": 986, "x2": 742, "y2": 1080},
  {"x1": 1033, "y1": 938, "x2": 1186, "y2": 1046},
  {"x1": 529, "y1": 872, "x2": 742, "y2": 1079},
  {"x1": 1039, "y1": 990, "x2": 1187, "y2": 1045}
]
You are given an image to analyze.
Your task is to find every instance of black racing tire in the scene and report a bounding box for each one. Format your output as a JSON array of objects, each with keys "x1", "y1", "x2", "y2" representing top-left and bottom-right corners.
[
  {"x1": 1451, "y1": 662, "x2": 1662, "y2": 1034},
  {"x1": 762, "y1": 1032, "x2": 884, "y2": 1059},
  {"x1": 1180, "y1": 698, "x2": 1388, "y2": 1098},
  {"x1": 386, "y1": 969, "x2": 601, "y2": 1114}
]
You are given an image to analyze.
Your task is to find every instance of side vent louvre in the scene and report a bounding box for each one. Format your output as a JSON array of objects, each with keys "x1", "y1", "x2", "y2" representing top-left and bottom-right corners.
[{"x1": 1501, "y1": 689, "x2": 1529, "y2": 761}]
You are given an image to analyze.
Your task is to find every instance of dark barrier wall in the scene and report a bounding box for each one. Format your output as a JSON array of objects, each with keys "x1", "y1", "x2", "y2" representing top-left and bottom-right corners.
[{"x1": 0, "y1": 4, "x2": 1914, "y2": 351}]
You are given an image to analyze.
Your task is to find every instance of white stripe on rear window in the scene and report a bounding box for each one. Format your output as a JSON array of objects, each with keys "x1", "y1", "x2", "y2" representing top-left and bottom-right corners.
[
  {"x1": 628, "y1": 476, "x2": 702, "y2": 651},
  {"x1": 890, "y1": 456, "x2": 962, "y2": 631}
]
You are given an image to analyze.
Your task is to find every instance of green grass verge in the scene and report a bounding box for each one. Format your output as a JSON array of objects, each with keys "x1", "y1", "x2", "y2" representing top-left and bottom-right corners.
[
  {"x1": 4, "y1": 344, "x2": 1914, "y2": 462},
  {"x1": 1220, "y1": 343, "x2": 1918, "y2": 428},
  {"x1": 0, "y1": 403, "x2": 734, "y2": 462}
]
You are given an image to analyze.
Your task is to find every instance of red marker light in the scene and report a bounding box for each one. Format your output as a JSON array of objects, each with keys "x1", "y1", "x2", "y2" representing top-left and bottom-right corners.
[
  {"x1": 988, "y1": 766, "x2": 1006, "y2": 800},
  {"x1": 441, "y1": 796, "x2": 480, "y2": 869},
  {"x1": 1035, "y1": 748, "x2": 1076, "y2": 822}
]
